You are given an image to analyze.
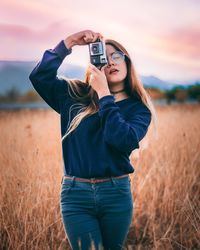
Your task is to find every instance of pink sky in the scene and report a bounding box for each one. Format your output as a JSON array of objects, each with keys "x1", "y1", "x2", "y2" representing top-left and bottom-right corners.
[{"x1": 0, "y1": 0, "x2": 199, "y2": 82}]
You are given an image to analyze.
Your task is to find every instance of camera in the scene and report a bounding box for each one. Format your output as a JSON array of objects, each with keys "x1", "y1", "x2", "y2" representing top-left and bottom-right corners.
[{"x1": 88, "y1": 38, "x2": 108, "y2": 69}]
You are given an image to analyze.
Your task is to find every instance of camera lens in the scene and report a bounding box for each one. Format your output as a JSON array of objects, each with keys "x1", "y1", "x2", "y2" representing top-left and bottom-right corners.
[{"x1": 92, "y1": 45, "x2": 99, "y2": 54}]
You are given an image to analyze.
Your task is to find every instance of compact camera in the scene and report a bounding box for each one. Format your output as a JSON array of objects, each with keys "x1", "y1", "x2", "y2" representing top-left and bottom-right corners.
[{"x1": 88, "y1": 38, "x2": 108, "y2": 69}]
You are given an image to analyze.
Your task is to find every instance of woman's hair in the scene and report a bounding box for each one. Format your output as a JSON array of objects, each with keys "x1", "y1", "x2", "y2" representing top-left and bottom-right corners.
[{"x1": 60, "y1": 38, "x2": 158, "y2": 158}]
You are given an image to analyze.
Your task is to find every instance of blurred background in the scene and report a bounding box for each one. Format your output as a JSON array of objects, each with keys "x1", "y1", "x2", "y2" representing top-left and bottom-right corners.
[
  {"x1": 0, "y1": 0, "x2": 199, "y2": 108},
  {"x1": 0, "y1": 1, "x2": 199, "y2": 250}
]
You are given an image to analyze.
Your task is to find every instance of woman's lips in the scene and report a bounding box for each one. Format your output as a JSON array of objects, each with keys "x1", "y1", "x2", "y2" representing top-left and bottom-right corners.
[{"x1": 110, "y1": 70, "x2": 119, "y2": 75}]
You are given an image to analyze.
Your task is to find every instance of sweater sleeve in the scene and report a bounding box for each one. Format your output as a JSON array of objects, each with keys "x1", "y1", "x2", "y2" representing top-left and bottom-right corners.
[
  {"x1": 98, "y1": 95, "x2": 152, "y2": 154},
  {"x1": 29, "y1": 40, "x2": 72, "y2": 114}
]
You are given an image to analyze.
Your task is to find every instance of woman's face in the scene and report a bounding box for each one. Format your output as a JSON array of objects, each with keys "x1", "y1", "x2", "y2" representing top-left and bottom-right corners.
[{"x1": 104, "y1": 44, "x2": 127, "y2": 86}]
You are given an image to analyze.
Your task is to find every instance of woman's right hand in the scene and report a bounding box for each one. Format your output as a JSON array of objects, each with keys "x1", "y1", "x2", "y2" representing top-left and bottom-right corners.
[{"x1": 64, "y1": 30, "x2": 104, "y2": 49}]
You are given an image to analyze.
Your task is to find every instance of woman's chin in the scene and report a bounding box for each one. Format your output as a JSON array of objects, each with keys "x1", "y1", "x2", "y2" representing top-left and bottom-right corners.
[{"x1": 108, "y1": 78, "x2": 123, "y2": 84}]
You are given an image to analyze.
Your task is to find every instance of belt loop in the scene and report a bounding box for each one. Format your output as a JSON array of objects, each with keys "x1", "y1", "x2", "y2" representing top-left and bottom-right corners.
[
  {"x1": 71, "y1": 176, "x2": 75, "y2": 187},
  {"x1": 61, "y1": 176, "x2": 63, "y2": 184},
  {"x1": 110, "y1": 176, "x2": 116, "y2": 187}
]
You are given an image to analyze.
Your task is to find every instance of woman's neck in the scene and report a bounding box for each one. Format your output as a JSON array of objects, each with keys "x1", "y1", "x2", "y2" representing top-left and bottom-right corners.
[{"x1": 112, "y1": 91, "x2": 129, "y2": 102}]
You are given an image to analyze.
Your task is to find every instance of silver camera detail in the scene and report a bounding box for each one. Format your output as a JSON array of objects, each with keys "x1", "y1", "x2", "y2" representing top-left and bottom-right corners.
[{"x1": 88, "y1": 38, "x2": 108, "y2": 69}]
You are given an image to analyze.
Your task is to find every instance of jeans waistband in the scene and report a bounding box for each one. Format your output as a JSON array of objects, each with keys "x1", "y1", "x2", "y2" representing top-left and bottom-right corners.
[{"x1": 62, "y1": 174, "x2": 129, "y2": 184}]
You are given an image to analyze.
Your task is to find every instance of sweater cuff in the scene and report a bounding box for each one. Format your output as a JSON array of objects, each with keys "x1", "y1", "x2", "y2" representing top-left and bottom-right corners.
[
  {"x1": 98, "y1": 95, "x2": 115, "y2": 107},
  {"x1": 53, "y1": 40, "x2": 72, "y2": 61}
]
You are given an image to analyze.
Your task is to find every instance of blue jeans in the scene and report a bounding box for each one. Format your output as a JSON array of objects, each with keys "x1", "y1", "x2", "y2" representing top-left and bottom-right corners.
[{"x1": 59, "y1": 175, "x2": 134, "y2": 250}]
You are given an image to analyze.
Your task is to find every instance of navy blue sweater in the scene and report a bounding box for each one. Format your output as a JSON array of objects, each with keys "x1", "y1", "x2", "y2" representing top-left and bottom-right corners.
[{"x1": 29, "y1": 40, "x2": 152, "y2": 178}]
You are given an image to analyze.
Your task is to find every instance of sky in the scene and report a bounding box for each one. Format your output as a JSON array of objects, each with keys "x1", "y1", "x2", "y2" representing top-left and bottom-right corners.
[{"x1": 0, "y1": 0, "x2": 200, "y2": 83}]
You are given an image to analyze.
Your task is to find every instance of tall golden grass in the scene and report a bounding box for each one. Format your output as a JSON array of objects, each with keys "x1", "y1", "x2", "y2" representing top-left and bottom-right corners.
[{"x1": 0, "y1": 104, "x2": 199, "y2": 250}]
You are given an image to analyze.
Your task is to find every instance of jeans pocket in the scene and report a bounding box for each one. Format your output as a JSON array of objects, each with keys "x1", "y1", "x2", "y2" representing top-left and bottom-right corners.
[
  {"x1": 113, "y1": 177, "x2": 132, "y2": 195},
  {"x1": 60, "y1": 180, "x2": 73, "y2": 198}
]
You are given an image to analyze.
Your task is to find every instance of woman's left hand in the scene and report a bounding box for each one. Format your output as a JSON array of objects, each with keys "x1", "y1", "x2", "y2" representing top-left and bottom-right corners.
[{"x1": 88, "y1": 63, "x2": 111, "y2": 97}]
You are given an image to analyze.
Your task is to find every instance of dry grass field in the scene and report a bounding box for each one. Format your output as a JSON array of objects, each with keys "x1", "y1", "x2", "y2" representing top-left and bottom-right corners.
[{"x1": 0, "y1": 104, "x2": 200, "y2": 250}]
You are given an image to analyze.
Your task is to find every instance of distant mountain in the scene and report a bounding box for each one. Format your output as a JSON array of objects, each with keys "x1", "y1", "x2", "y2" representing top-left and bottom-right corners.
[
  {"x1": 0, "y1": 60, "x2": 85, "y2": 95},
  {"x1": 141, "y1": 76, "x2": 200, "y2": 90},
  {"x1": 0, "y1": 60, "x2": 198, "y2": 95},
  {"x1": 140, "y1": 75, "x2": 176, "y2": 90}
]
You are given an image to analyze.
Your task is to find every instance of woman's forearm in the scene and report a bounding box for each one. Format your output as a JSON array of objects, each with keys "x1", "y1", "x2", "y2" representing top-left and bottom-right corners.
[{"x1": 64, "y1": 36, "x2": 75, "y2": 49}]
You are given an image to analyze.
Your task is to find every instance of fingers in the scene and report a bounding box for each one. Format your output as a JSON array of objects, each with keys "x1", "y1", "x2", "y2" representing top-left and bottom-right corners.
[
  {"x1": 88, "y1": 63, "x2": 99, "y2": 73},
  {"x1": 91, "y1": 33, "x2": 99, "y2": 43},
  {"x1": 83, "y1": 31, "x2": 94, "y2": 42},
  {"x1": 97, "y1": 32, "x2": 104, "y2": 40},
  {"x1": 89, "y1": 74, "x2": 94, "y2": 84},
  {"x1": 100, "y1": 64, "x2": 107, "y2": 71},
  {"x1": 83, "y1": 31, "x2": 104, "y2": 43},
  {"x1": 88, "y1": 63, "x2": 107, "y2": 74},
  {"x1": 93, "y1": 32, "x2": 104, "y2": 41}
]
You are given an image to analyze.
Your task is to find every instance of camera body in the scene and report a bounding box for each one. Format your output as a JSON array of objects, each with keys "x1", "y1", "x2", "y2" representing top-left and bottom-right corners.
[{"x1": 88, "y1": 38, "x2": 108, "y2": 69}]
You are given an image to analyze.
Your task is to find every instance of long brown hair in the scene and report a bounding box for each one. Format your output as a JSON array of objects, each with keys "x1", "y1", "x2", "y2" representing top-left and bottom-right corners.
[{"x1": 59, "y1": 38, "x2": 158, "y2": 157}]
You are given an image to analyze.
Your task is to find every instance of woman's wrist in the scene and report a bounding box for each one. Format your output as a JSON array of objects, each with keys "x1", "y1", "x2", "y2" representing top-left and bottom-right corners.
[
  {"x1": 97, "y1": 89, "x2": 112, "y2": 99},
  {"x1": 64, "y1": 36, "x2": 75, "y2": 49}
]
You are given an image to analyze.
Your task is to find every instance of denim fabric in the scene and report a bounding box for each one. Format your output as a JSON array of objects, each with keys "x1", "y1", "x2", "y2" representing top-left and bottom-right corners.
[{"x1": 59, "y1": 175, "x2": 134, "y2": 250}]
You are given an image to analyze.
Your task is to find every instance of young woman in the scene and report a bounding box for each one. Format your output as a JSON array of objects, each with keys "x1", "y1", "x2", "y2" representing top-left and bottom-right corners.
[{"x1": 29, "y1": 30, "x2": 157, "y2": 250}]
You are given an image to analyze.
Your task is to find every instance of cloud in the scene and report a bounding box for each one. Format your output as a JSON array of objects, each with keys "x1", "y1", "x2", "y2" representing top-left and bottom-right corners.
[
  {"x1": 158, "y1": 24, "x2": 200, "y2": 60},
  {"x1": 0, "y1": 23, "x2": 34, "y2": 40},
  {"x1": 0, "y1": 20, "x2": 81, "y2": 43},
  {"x1": 0, "y1": 0, "x2": 199, "y2": 81}
]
